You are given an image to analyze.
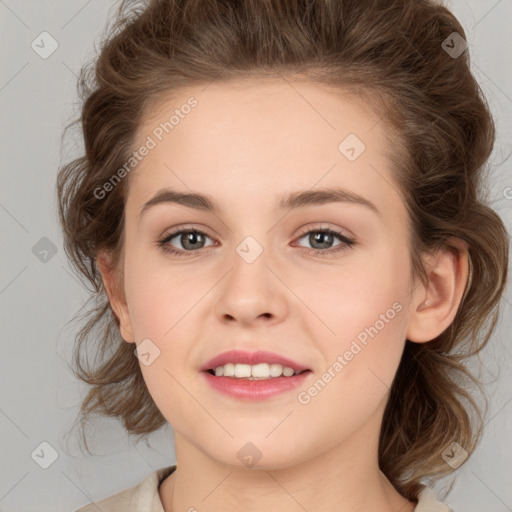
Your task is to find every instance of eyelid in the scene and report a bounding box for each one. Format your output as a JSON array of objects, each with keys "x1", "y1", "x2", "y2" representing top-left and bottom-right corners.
[
  {"x1": 159, "y1": 223, "x2": 216, "y2": 239},
  {"x1": 159, "y1": 222, "x2": 352, "y2": 243},
  {"x1": 294, "y1": 223, "x2": 354, "y2": 239}
]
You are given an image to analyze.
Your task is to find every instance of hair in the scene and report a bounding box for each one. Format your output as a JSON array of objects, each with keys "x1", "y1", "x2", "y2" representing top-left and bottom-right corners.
[{"x1": 56, "y1": 0, "x2": 508, "y2": 501}]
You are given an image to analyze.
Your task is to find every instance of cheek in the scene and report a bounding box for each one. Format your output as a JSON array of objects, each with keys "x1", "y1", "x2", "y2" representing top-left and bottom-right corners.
[
  {"x1": 302, "y1": 246, "x2": 410, "y2": 386},
  {"x1": 122, "y1": 248, "x2": 199, "y2": 340},
  {"x1": 295, "y1": 270, "x2": 409, "y2": 437},
  {"x1": 294, "y1": 244, "x2": 411, "y2": 337}
]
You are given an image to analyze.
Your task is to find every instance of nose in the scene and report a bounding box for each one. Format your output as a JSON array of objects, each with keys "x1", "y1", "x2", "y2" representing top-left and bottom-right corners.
[{"x1": 213, "y1": 248, "x2": 288, "y2": 328}]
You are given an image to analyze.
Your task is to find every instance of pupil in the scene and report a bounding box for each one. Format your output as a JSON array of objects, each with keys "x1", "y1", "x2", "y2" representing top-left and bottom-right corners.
[
  {"x1": 183, "y1": 232, "x2": 203, "y2": 250},
  {"x1": 311, "y1": 232, "x2": 332, "y2": 249}
]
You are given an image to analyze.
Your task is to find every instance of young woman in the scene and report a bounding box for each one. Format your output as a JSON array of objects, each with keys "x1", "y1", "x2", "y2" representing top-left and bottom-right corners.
[{"x1": 57, "y1": 0, "x2": 508, "y2": 510}]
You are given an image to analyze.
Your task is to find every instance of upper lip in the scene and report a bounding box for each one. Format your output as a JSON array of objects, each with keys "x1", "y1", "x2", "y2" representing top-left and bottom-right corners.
[{"x1": 201, "y1": 350, "x2": 311, "y2": 372}]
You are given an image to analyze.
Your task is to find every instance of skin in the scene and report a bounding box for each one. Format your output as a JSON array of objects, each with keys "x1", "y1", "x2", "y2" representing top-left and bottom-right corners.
[{"x1": 98, "y1": 77, "x2": 469, "y2": 512}]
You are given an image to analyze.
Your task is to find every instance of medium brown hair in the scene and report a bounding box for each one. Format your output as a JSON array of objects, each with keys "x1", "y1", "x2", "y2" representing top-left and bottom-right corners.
[{"x1": 56, "y1": 0, "x2": 508, "y2": 500}]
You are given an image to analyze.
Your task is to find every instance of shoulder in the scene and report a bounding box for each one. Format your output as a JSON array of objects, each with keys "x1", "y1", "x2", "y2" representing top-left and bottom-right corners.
[
  {"x1": 415, "y1": 485, "x2": 454, "y2": 512},
  {"x1": 74, "y1": 467, "x2": 452, "y2": 512},
  {"x1": 75, "y1": 465, "x2": 176, "y2": 512}
]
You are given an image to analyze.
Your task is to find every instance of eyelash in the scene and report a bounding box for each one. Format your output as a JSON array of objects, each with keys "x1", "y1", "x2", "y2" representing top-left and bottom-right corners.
[{"x1": 156, "y1": 225, "x2": 355, "y2": 258}]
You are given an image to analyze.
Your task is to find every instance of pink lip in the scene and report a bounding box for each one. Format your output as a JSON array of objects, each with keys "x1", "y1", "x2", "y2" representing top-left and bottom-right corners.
[
  {"x1": 201, "y1": 370, "x2": 312, "y2": 401},
  {"x1": 200, "y1": 349, "x2": 310, "y2": 372}
]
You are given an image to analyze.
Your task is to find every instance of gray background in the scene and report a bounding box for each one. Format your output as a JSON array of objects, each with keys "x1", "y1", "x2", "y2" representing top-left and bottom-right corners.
[{"x1": 0, "y1": 1, "x2": 511, "y2": 511}]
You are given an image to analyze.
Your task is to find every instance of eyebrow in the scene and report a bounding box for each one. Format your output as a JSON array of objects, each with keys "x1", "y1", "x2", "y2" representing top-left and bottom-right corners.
[{"x1": 138, "y1": 186, "x2": 380, "y2": 220}]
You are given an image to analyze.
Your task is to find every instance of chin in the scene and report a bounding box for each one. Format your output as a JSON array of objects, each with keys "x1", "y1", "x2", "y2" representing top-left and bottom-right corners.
[{"x1": 204, "y1": 438, "x2": 306, "y2": 471}]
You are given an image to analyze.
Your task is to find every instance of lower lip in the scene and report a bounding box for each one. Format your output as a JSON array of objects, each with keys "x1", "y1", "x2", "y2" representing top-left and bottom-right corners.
[{"x1": 201, "y1": 370, "x2": 312, "y2": 401}]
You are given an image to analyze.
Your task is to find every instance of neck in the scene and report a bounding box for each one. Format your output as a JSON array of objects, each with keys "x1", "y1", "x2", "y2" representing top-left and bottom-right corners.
[{"x1": 159, "y1": 430, "x2": 415, "y2": 512}]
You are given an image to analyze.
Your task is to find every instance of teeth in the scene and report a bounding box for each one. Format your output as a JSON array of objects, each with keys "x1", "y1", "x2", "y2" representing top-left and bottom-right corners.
[{"x1": 213, "y1": 363, "x2": 301, "y2": 379}]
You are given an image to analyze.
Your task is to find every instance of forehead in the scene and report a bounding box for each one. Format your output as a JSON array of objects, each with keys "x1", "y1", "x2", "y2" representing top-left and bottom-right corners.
[
  {"x1": 128, "y1": 77, "x2": 403, "y2": 217},
  {"x1": 138, "y1": 76, "x2": 387, "y2": 149}
]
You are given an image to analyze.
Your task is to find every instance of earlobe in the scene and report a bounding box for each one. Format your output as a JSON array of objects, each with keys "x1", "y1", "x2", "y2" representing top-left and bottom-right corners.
[
  {"x1": 97, "y1": 250, "x2": 136, "y2": 343},
  {"x1": 406, "y1": 238, "x2": 470, "y2": 343}
]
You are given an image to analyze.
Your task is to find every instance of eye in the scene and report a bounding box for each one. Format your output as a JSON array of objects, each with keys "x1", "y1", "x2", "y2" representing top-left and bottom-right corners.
[
  {"x1": 156, "y1": 225, "x2": 355, "y2": 258},
  {"x1": 157, "y1": 227, "x2": 215, "y2": 257},
  {"x1": 293, "y1": 226, "x2": 355, "y2": 256}
]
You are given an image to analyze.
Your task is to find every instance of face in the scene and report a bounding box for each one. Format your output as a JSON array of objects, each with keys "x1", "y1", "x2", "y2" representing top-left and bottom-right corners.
[{"x1": 113, "y1": 77, "x2": 420, "y2": 470}]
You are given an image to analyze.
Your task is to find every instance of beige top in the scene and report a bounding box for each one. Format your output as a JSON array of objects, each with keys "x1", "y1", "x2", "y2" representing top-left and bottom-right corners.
[{"x1": 75, "y1": 465, "x2": 454, "y2": 512}]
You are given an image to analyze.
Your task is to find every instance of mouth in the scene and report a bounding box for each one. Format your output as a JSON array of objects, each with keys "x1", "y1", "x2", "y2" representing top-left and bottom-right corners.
[
  {"x1": 204, "y1": 364, "x2": 312, "y2": 380},
  {"x1": 199, "y1": 350, "x2": 312, "y2": 400}
]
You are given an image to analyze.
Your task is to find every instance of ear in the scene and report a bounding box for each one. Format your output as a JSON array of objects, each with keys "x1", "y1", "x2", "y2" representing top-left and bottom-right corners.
[
  {"x1": 97, "y1": 250, "x2": 135, "y2": 343},
  {"x1": 406, "y1": 238, "x2": 470, "y2": 343}
]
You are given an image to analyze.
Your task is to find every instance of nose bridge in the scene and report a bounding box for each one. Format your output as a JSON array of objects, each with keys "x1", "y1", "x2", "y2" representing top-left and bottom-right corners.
[
  {"x1": 229, "y1": 232, "x2": 273, "y2": 292},
  {"x1": 235, "y1": 233, "x2": 267, "y2": 266},
  {"x1": 223, "y1": 202, "x2": 277, "y2": 270},
  {"x1": 214, "y1": 230, "x2": 285, "y2": 323}
]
